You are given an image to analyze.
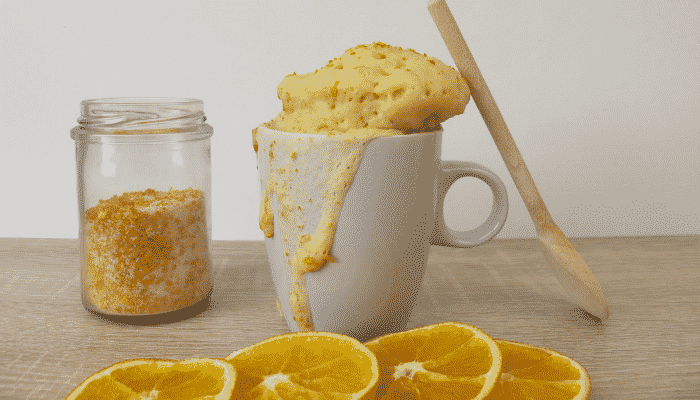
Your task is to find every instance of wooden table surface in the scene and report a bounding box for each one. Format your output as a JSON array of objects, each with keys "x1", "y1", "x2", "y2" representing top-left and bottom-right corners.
[{"x1": 1, "y1": 236, "x2": 699, "y2": 399}]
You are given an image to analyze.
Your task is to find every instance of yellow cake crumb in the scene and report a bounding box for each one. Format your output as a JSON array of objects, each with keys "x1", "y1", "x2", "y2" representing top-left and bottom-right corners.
[{"x1": 268, "y1": 41, "x2": 470, "y2": 134}]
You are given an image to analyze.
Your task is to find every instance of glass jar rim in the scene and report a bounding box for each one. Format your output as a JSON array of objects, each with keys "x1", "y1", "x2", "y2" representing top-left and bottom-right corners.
[
  {"x1": 72, "y1": 97, "x2": 212, "y2": 141},
  {"x1": 81, "y1": 97, "x2": 203, "y2": 106}
]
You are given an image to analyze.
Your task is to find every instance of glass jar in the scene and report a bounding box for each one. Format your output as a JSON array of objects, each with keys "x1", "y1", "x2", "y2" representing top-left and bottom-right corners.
[{"x1": 71, "y1": 98, "x2": 213, "y2": 316}]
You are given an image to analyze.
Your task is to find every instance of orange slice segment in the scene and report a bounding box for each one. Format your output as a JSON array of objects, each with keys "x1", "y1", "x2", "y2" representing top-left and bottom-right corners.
[
  {"x1": 488, "y1": 340, "x2": 591, "y2": 400},
  {"x1": 364, "y1": 321, "x2": 502, "y2": 400},
  {"x1": 65, "y1": 358, "x2": 236, "y2": 400},
  {"x1": 225, "y1": 331, "x2": 379, "y2": 399}
]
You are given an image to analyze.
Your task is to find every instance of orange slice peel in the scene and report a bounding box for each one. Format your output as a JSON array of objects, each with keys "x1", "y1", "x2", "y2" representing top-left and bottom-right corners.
[
  {"x1": 65, "y1": 357, "x2": 236, "y2": 400},
  {"x1": 488, "y1": 339, "x2": 591, "y2": 400},
  {"x1": 226, "y1": 331, "x2": 379, "y2": 399},
  {"x1": 364, "y1": 321, "x2": 503, "y2": 400}
]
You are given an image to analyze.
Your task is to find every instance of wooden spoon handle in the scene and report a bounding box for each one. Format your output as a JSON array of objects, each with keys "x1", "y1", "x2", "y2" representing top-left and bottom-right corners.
[
  {"x1": 428, "y1": 0, "x2": 546, "y2": 227},
  {"x1": 428, "y1": 0, "x2": 610, "y2": 319}
]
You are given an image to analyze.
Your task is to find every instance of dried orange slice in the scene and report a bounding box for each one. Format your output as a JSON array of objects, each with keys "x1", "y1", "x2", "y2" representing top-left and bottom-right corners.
[
  {"x1": 65, "y1": 358, "x2": 236, "y2": 400},
  {"x1": 488, "y1": 340, "x2": 591, "y2": 400},
  {"x1": 225, "y1": 331, "x2": 379, "y2": 399},
  {"x1": 364, "y1": 321, "x2": 502, "y2": 400}
]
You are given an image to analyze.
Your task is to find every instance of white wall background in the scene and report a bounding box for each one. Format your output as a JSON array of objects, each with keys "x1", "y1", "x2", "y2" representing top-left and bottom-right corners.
[{"x1": 1, "y1": 0, "x2": 698, "y2": 240}]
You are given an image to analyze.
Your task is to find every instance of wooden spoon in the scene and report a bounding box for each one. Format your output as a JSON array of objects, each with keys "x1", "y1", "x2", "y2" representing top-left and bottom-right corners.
[{"x1": 428, "y1": 0, "x2": 610, "y2": 319}]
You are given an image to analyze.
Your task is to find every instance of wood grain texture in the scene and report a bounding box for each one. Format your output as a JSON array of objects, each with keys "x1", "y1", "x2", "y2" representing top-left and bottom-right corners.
[{"x1": 1, "y1": 237, "x2": 699, "y2": 399}]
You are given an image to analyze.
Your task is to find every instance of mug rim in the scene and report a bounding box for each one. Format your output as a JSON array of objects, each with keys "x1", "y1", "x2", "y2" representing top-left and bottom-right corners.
[{"x1": 256, "y1": 125, "x2": 443, "y2": 140}]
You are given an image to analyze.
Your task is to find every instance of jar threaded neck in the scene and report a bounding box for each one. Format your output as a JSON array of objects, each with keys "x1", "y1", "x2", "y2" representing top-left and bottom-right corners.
[{"x1": 77, "y1": 98, "x2": 207, "y2": 133}]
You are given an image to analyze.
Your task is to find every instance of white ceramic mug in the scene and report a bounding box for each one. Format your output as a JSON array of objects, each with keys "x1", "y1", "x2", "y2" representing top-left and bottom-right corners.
[{"x1": 256, "y1": 126, "x2": 508, "y2": 341}]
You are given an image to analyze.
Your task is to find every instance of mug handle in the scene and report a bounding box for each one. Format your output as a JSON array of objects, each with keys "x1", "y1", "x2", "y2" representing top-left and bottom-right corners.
[{"x1": 430, "y1": 161, "x2": 509, "y2": 248}]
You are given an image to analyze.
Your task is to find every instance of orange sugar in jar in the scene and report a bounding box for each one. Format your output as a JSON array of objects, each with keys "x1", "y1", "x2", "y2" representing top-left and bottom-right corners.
[{"x1": 71, "y1": 98, "x2": 213, "y2": 317}]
